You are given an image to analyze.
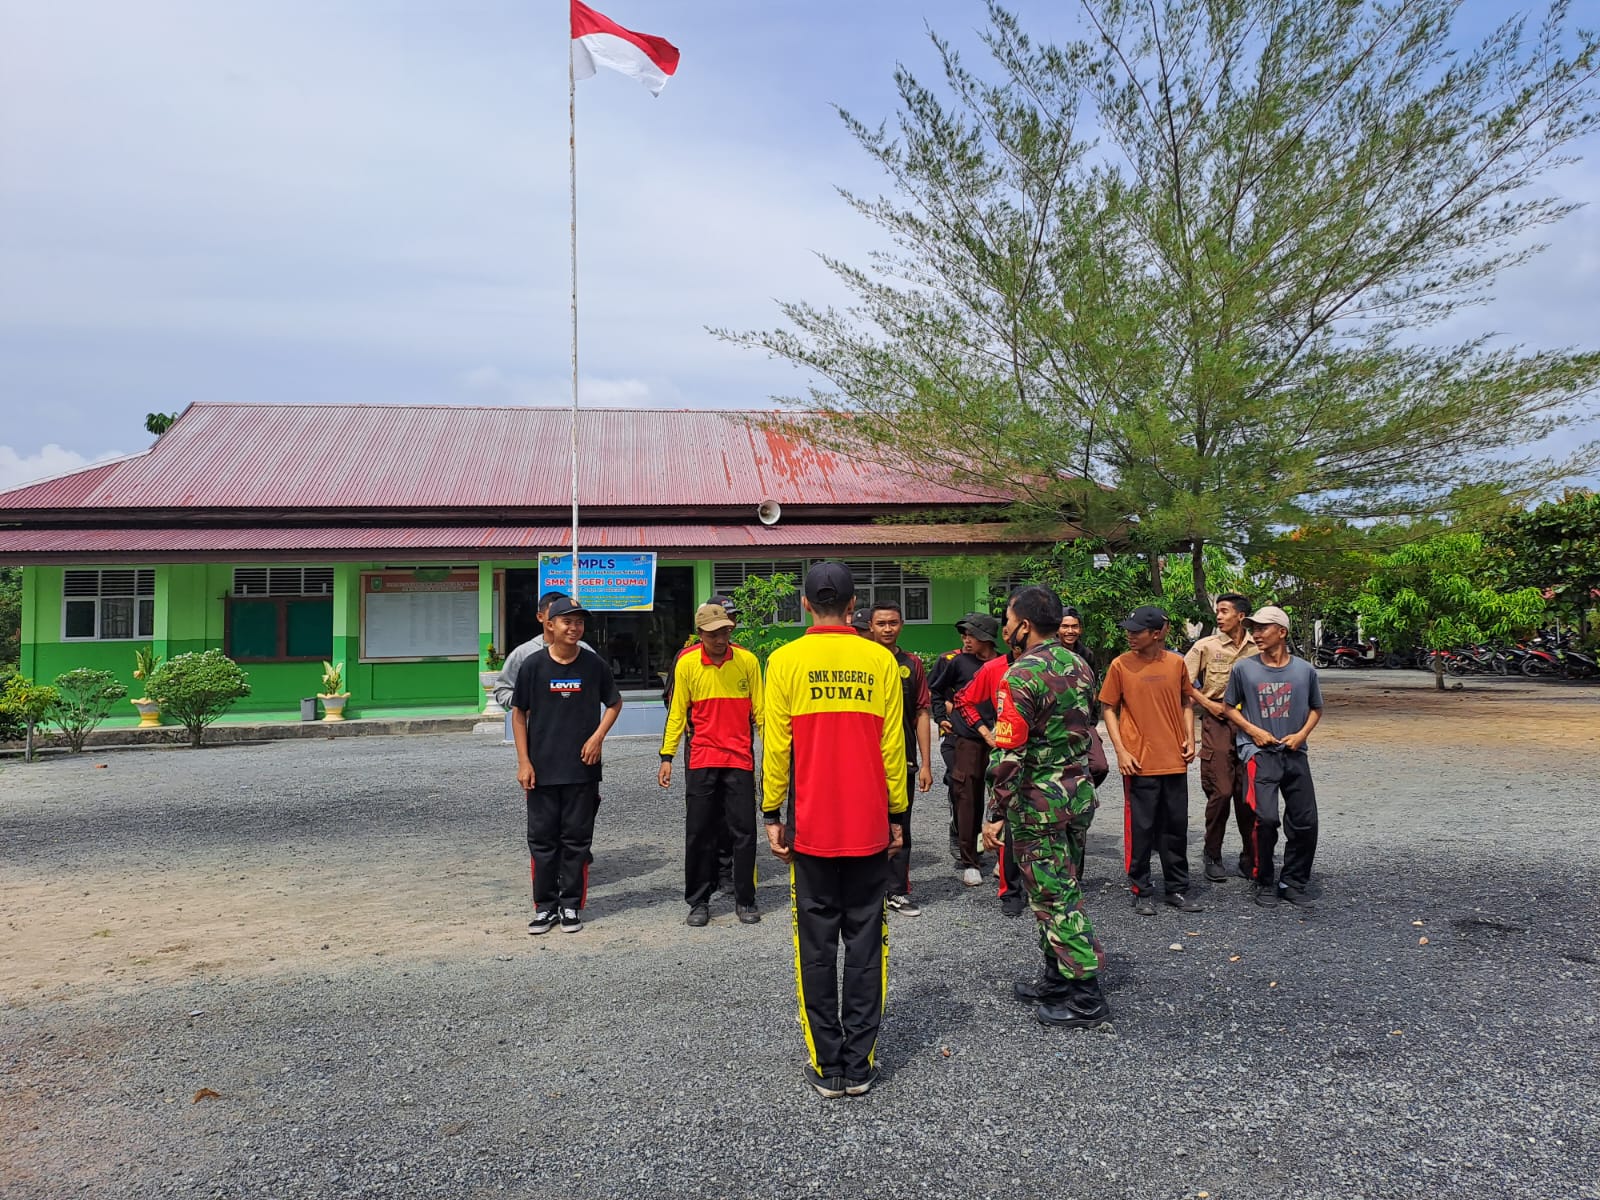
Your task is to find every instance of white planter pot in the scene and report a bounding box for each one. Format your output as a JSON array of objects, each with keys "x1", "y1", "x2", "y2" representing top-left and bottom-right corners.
[
  {"x1": 319, "y1": 693, "x2": 350, "y2": 721},
  {"x1": 131, "y1": 698, "x2": 162, "y2": 727},
  {"x1": 480, "y1": 671, "x2": 506, "y2": 716}
]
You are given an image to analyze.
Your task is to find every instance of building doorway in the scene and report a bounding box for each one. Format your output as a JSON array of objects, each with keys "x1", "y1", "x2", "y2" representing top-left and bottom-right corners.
[{"x1": 500, "y1": 565, "x2": 696, "y2": 689}]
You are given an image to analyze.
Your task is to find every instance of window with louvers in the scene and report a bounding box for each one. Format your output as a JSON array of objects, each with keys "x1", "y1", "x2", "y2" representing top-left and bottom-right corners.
[
  {"x1": 61, "y1": 568, "x2": 155, "y2": 641},
  {"x1": 711, "y1": 561, "x2": 806, "y2": 625},
  {"x1": 841, "y1": 559, "x2": 931, "y2": 623},
  {"x1": 226, "y1": 566, "x2": 334, "y2": 661}
]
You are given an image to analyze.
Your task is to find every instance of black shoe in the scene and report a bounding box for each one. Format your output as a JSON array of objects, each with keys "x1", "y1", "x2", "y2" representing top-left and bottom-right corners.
[
  {"x1": 844, "y1": 1065, "x2": 880, "y2": 1096},
  {"x1": 1036, "y1": 977, "x2": 1110, "y2": 1028},
  {"x1": 736, "y1": 904, "x2": 761, "y2": 925},
  {"x1": 804, "y1": 1067, "x2": 845, "y2": 1099},
  {"x1": 528, "y1": 908, "x2": 558, "y2": 936},
  {"x1": 1132, "y1": 894, "x2": 1157, "y2": 917},
  {"x1": 1238, "y1": 856, "x2": 1254, "y2": 879},
  {"x1": 559, "y1": 906, "x2": 583, "y2": 933},
  {"x1": 1278, "y1": 885, "x2": 1316, "y2": 910},
  {"x1": 1001, "y1": 893, "x2": 1027, "y2": 918},
  {"x1": 1254, "y1": 884, "x2": 1280, "y2": 908},
  {"x1": 1164, "y1": 892, "x2": 1203, "y2": 913},
  {"x1": 686, "y1": 905, "x2": 710, "y2": 927},
  {"x1": 1203, "y1": 857, "x2": 1227, "y2": 882}
]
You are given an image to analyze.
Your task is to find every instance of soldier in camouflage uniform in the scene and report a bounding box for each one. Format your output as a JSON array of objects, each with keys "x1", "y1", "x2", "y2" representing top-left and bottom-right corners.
[{"x1": 981, "y1": 585, "x2": 1110, "y2": 1028}]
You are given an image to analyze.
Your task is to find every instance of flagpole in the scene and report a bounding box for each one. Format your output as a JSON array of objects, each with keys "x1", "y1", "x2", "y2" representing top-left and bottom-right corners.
[{"x1": 567, "y1": 28, "x2": 581, "y2": 605}]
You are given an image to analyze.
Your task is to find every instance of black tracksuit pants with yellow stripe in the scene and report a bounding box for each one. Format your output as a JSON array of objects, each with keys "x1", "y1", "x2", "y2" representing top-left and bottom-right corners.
[{"x1": 791, "y1": 851, "x2": 888, "y2": 1081}]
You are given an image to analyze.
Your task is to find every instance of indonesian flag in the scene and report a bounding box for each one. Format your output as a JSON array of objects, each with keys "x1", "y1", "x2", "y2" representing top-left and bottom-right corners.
[{"x1": 571, "y1": 1, "x2": 680, "y2": 97}]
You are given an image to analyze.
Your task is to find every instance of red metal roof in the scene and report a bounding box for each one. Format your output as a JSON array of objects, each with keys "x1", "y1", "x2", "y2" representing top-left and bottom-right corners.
[
  {"x1": 0, "y1": 404, "x2": 1002, "y2": 512},
  {"x1": 0, "y1": 523, "x2": 1052, "y2": 563}
]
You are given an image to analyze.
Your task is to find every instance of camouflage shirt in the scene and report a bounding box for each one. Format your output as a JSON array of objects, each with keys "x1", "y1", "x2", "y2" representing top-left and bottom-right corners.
[{"x1": 987, "y1": 639, "x2": 1097, "y2": 821}]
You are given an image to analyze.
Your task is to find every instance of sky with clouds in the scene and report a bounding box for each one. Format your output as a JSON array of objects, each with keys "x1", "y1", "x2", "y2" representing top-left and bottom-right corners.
[{"x1": 1, "y1": 0, "x2": 1596, "y2": 492}]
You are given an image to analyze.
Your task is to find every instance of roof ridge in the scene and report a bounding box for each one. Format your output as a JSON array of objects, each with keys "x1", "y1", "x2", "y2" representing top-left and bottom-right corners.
[{"x1": 183, "y1": 401, "x2": 814, "y2": 416}]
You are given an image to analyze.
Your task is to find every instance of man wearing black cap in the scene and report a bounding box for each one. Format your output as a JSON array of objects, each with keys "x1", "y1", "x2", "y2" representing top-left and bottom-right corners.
[
  {"x1": 1099, "y1": 606, "x2": 1200, "y2": 916},
  {"x1": 930, "y1": 612, "x2": 1001, "y2": 886},
  {"x1": 511, "y1": 597, "x2": 622, "y2": 935},
  {"x1": 763, "y1": 561, "x2": 906, "y2": 1098},
  {"x1": 493, "y1": 590, "x2": 593, "y2": 712}
]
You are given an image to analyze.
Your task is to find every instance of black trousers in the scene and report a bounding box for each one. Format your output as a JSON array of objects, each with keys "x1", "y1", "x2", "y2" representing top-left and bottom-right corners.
[
  {"x1": 685, "y1": 766, "x2": 756, "y2": 907},
  {"x1": 1199, "y1": 711, "x2": 1256, "y2": 868},
  {"x1": 1122, "y1": 773, "x2": 1190, "y2": 895},
  {"x1": 998, "y1": 815, "x2": 1025, "y2": 899},
  {"x1": 526, "y1": 782, "x2": 599, "y2": 910},
  {"x1": 887, "y1": 764, "x2": 917, "y2": 896},
  {"x1": 950, "y1": 736, "x2": 988, "y2": 870},
  {"x1": 940, "y1": 733, "x2": 958, "y2": 847},
  {"x1": 1244, "y1": 749, "x2": 1319, "y2": 890},
  {"x1": 791, "y1": 851, "x2": 889, "y2": 1081}
]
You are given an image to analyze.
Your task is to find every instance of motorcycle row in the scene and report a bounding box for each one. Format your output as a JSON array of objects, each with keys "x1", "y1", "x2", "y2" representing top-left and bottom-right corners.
[{"x1": 1304, "y1": 630, "x2": 1600, "y2": 680}]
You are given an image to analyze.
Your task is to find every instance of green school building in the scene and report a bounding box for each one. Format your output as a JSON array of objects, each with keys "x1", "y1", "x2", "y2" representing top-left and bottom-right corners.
[{"x1": 0, "y1": 405, "x2": 1051, "y2": 723}]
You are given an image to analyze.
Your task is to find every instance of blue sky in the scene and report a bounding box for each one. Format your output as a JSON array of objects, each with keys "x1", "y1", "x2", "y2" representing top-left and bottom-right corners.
[{"x1": 1, "y1": 0, "x2": 1596, "y2": 490}]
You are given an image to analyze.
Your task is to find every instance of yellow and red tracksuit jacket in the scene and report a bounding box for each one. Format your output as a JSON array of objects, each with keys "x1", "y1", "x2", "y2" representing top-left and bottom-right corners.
[
  {"x1": 659, "y1": 643, "x2": 764, "y2": 770},
  {"x1": 762, "y1": 626, "x2": 907, "y2": 857}
]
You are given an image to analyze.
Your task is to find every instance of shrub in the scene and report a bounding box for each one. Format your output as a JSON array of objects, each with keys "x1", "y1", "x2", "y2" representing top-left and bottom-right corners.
[
  {"x1": 2, "y1": 674, "x2": 60, "y2": 762},
  {"x1": 48, "y1": 668, "x2": 128, "y2": 753},
  {"x1": 144, "y1": 650, "x2": 250, "y2": 748},
  {"x1": 0, "y1": 664, "x2": 21, "y2": 743}
]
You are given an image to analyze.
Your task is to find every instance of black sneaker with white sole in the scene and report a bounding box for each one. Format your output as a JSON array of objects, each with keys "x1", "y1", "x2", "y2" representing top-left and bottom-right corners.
[
  {"x1": 528, "y1": 908, "x2": 559, "y2": 935},
  {"x1": 844, "y1": 1065, "x2": 880, "y2": 1096},
  {"x1": 1254, "y1": 885, "x2": 1280, "y2": 908},
  {"x1": 559, "y1": 906, "x2": 583, "y2": 933},
  {"x1": 804, "y1": 1067, "x2": 845, "y2": 1099}
]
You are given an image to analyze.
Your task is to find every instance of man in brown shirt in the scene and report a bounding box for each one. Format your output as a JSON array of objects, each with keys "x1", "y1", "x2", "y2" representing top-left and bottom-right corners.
[
  {"x1": 1100, "y1": 606, "x2": 1199, "y2": 916},
  {"x1": 1184, "y1": 593, "x2": 1260, "y2": 882}
]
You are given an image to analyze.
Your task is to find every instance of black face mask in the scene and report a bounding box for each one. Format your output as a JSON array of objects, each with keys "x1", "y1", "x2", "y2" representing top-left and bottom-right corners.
[{"x1": 1006, "y1": 621, "x2": 1030, "y2": 653}]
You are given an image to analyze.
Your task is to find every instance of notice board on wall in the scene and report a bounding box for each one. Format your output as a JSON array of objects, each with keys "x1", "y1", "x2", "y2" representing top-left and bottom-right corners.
[{"x1": 360, "y1": 571, "x2": 480, "y2": 662}]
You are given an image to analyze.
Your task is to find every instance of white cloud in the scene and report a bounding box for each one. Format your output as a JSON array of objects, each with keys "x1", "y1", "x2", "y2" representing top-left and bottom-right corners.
[
  {"x1": 455, "y1": 367, "x2": 672, "y2": 408},
  {"x1": 0, "y1": 444, "x2": 124, "y2": 491}
]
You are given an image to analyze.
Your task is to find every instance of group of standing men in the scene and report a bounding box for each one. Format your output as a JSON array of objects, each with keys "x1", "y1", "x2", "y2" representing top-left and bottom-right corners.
[{"x1": 496, "y1": 565, "x2": 1326, "y2": 1098}]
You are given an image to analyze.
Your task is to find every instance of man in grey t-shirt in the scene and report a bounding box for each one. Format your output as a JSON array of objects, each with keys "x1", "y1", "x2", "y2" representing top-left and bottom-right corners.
[{"x1": 1222, "y1": 605, "x2": 1324, "y2": 910}]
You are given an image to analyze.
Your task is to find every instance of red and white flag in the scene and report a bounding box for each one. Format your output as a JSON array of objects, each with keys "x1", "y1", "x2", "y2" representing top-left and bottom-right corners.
[{"x1": 571, "y1": 1, "x2": 680, "y2": 97}]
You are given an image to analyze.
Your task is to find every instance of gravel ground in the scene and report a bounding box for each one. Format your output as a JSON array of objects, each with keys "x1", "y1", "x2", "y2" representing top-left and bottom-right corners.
[{"x1": 2, "y1": 673, "x2": 1598, "y2": 1200}]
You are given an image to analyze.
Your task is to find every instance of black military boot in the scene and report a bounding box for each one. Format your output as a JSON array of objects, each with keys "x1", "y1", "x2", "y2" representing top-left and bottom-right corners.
[
  {"x1": 1013, "y1": 950, "x2": 1063, "y2": 1003},
  {"x1": 1036, "y1": 975, "x2": 1110, "y2": 1029}
]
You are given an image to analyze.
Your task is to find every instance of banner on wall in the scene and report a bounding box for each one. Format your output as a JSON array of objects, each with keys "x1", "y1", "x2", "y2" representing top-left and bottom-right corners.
[{"x1": 538, "y1": 552, "x2": 656, "y2": 612}]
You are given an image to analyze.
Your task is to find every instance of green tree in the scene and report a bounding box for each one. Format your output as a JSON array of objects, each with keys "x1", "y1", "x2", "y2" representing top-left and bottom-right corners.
[
  {"x1": 144, "y1": 650, "x2": 250, "y2": 748},
  {"x1": 723, "y1": 0, "x2": 1600, "y2": 608},
  {"x1": 0, "y1": 567, "x2": 20, "y2": 668},
  {"x1": 47, "y1": 668, "x2": 128, "y2": 753},
  {"x1": 1353, "y1": 532, "x2": 1544, "y2": 690},
  {"x1": 1, "y1": 675, "x2": 60, "y2": 762},
  {"x1": 728, "y1": 572, "x2": 799, "y2": 667},
  {"x1": 1490, "y1": 489, "x2": 1600, "y2": 631},
  {"x1": 144, "y1": 411, "x2": 178, "y2": 436}
]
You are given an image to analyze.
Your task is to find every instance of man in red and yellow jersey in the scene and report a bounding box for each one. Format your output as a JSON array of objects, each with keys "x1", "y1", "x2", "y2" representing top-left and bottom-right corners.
[
  {"x1": 763, "y1": 562, "x2": 906, "y2": 1100},
  {"x1": 660, "y1": 603, "x2": 765, "y2": 927}
]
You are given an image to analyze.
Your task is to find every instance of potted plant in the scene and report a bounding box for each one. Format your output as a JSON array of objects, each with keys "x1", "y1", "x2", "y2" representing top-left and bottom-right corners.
[
  {"x1": 480, "y1": 645, "x2": 506, "y2": 716},
  {"x1": 318, "y1": 660, "x2": 350, "y2": 721},
  {"x1": 130, "y1": 646, "x2": 163, "y2": 726}
]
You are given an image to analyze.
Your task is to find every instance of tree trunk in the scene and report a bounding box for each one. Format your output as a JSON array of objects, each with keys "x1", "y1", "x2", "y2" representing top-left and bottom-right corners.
[
  {"x1": 1433, "y1": 651, "x2": 1446, "y2": 691},
  {"x1": 1148, "y1": 551, "x2": 1164, "y2": 596},
  {"x1": 1190, "y1": 541, "x2": 1209, "y2": 612},
  {"x1": 24, "y1": 718, "x2": 34, "y2": 763},
  {"x1": 189, "y1": 723, "x2": 203, "y2": 749}
]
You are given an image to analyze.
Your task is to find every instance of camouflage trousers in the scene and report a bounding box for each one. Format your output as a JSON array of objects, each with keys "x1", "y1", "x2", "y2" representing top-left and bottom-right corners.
[{"x1": 1008, "y1": 799, "x2": 1103, "y2": 980}]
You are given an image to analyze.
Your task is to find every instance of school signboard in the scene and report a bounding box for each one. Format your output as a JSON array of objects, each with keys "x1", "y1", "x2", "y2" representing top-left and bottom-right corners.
[{"x1": 538, "y1": 552, "x2": 657, "y2": 611}]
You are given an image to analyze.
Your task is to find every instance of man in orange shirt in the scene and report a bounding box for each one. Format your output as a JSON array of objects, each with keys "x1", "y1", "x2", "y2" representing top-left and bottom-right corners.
[{"x1": 1099, "y1": 606, "x2": 1200, "y2": 916}]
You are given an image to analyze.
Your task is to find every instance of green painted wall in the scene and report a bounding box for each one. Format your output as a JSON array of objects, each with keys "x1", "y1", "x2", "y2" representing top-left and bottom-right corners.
[{"x1": 16, "y1": 554, "x2": 989, "y2": 718}]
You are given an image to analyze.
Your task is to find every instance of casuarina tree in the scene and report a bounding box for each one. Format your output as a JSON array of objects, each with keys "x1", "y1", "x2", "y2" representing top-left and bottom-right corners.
[{"x1": 721, "y1": 0, "x2": 1600, "y2": 606}]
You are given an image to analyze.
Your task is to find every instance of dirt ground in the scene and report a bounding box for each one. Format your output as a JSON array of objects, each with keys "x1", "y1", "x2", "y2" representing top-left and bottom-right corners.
[
  {"x1": 3, "y1": 671, "x2": 1596, "y2": 1001},
  {"x1": 3, "y1": 670, "x2": 1598, "y2": 1200}
]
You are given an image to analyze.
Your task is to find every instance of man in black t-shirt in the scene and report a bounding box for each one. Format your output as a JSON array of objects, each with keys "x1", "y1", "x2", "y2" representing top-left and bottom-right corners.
[
  {"x1": 511, "y1": 597, "x2": 622, "y2": 935},
  {"x1": 867, "y1": 602, "x2": 933, "y2": 914}
]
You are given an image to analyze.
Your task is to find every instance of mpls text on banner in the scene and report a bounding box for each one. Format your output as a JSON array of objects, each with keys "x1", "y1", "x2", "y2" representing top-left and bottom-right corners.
[{"x1": 538, "y1": 552, "x2": 657, "y2": 611}]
